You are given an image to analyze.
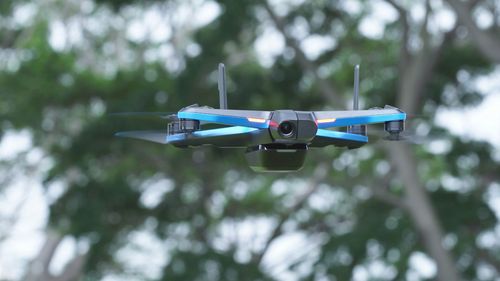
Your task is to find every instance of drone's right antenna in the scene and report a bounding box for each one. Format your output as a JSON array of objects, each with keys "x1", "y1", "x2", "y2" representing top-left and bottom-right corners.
[
  {"x1": 353, "y1": 64, "x2": 360, "y2": 110},
  {"x1": 218, "y1": 63, "x2": 228, "y2": 109},
  {"x1": 347, "y1": 64, "x2": 366, "y2": 137}
]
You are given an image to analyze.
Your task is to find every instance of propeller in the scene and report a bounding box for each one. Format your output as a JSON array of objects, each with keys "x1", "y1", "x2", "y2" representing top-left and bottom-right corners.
[
  {"x1": 383, "y1": 133, "x2": 426, "y2": 144},
  {"x1": 114, "y1": 130, "x2": 168, "y2": 144},
  {"x1": 109, "y1": 112, "x2": 178, "y2": 121},
  {"x1": 367, "y1": 127, "x2": 448, "y2": 145}
]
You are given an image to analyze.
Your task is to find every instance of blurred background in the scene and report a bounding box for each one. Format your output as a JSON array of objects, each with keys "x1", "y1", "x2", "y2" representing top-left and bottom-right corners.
[{"x1": 1, "y1": 0, "x2": 499, "y2": 280}]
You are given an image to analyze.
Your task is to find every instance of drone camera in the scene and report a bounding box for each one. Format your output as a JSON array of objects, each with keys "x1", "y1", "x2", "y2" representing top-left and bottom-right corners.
[
  {"x1": 245, "y1": 144, "x2": 307, "y2": 172},
  {"x1": 278, "y1": 121, "x2": 295, "y2": 138},
  {"x1": 269, "y1": 111, "x2": 317, "y2": 143}
]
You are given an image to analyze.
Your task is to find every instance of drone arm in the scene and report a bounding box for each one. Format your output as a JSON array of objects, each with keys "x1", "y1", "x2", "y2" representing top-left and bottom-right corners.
[
  {"x1": 167, "y1": 126, "x2": 271, "y2": 147},
  {"x1": 310, "y1": 129, "x2": 368, "y2": 148},
  {"x1": 314, "y1": 107, "x2": 406, "y2": 129},
  {"x1": 178, "y1": 108, "x2": 272, "y2": 129}
]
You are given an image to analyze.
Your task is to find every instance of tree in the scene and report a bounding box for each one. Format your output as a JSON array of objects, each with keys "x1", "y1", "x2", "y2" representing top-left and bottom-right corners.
[{"x1": 0, "y1": 0, "x2": 499, "y2": 280}]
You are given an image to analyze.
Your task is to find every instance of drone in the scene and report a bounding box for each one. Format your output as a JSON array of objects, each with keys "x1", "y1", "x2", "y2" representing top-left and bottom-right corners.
[{"x1": 115, "y1": 64, "x2": 406, "y2": 172}]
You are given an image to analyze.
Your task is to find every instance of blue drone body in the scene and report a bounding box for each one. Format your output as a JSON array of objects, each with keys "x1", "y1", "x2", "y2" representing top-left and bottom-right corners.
[{"x1": 115, "y1": 64, "x2": 406, "y2": 172}]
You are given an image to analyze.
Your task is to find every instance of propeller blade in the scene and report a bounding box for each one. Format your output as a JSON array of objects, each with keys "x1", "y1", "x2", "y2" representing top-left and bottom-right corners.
[
  {"x1": 382, "y1": 134, "x2": 423, "y2": 144},
  {"x1": 115, "y1": 130, "x2": 168, "y2": 144},
  {"x1": 377, "y1": 132, "x2": 445, "y2": 144},
  {"x1": 109, "y1": 112, "x2": 177, "y2": 120},
  {"x1": 368, "y1": 127, "x2": 447, "y2": 145}
]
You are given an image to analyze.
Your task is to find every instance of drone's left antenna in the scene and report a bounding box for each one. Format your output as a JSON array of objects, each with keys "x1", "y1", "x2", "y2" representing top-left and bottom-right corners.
[
  {"x1": 353, "y1": 64, "x2": 360, "y2": 110},
  {"x1": 218, "y1": 63, "x2": 228, "y2": 109}
]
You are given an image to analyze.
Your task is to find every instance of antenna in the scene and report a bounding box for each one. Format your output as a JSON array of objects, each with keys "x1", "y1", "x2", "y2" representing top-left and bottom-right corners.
[
  {"x1": 347, "y1": 64, "x2": 366, "y2": 136},
  {"x1": 353, "y1": 64, "x2": 360, "y2": 110},
  {"x1": 218, "y1": 63, "x2": 227, "y2": 109}
]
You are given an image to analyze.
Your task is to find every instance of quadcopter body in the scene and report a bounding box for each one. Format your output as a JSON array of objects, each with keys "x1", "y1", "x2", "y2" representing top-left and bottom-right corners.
[{"x1": 115, "y1": 64, "x2": 406, "y2": 172}]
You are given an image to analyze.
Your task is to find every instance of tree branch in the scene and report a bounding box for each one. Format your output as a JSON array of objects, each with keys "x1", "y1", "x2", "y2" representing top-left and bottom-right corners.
[
  {"x1": 420, "y1": 0, "x2": 432, "y2": 49},
  {"x1": 314, "y1": 42, "x2": 343, "y2": 66},
  {"x1": 371, "y1": 171, "x2": 408, "y2": 210},
  {"x1": 260, "y1": 3, "x2": 464, "y2": 280},
  {"x1": 253, "y1": 163, "x2": 329, "y2": 266},
  {"x1": 53, "y1": 253, "x2": 88, "y2": 281},
  {"x1": 384, "y1": 0, "x2": 410, "y2": 69},
  {"x1": 0, "y1": 185, "x2": 30, "y2": 245},
  {"x1": 446, "y1": 0, "x2": 500, "y2": 62},
  {"x1": 396, "y1": 25, "x2": 456, "y2": 114},
  {"x1": 477, "y1": 248, "x2": 500, "y2": 274},
  {"x1": 23, "y1": 230, "x2": 63, "y2": 281},
  {"x1": 384, "y1": 0, "x2": 460, "y2": 115},
  {"x1": 262, "y1": 2, "x2": 342, "y2": 106}
]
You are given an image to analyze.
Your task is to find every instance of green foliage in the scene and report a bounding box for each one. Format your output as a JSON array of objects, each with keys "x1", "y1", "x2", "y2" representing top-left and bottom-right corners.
[{"x1": 1, "y1": 0, "x2": 499, "y2": 280}]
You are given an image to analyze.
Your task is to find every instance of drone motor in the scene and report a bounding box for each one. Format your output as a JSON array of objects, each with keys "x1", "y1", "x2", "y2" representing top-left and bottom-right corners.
[
  {"x1": 384, "y1": 120, "x2": 405, "y2": 140},
  {"x1": 347, "y1": 124, "x2": 367, "y2": 136},
  {"x1": 167, "y1": 118, "x2": 200, "y2": 135}
]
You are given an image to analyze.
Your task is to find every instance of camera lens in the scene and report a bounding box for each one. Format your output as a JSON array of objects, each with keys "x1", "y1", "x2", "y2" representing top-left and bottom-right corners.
[{"x1": 279, "y1": 121, "x2": 295, "y2": 137}]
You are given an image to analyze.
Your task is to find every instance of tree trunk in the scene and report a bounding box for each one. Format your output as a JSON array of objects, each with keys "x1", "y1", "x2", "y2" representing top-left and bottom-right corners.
[
  {"x1": 23, "y1": 230, "x2": 87, "y2": 281},
  {"x1": 262, "y1": 2, "x2": 465, "y2": 280},
  {"x1": 386, "y1": 143, "x2": 463, "y2": 281},
  {"x1": 23, "y1": 230, "x2": 62, "y2": 281}
]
